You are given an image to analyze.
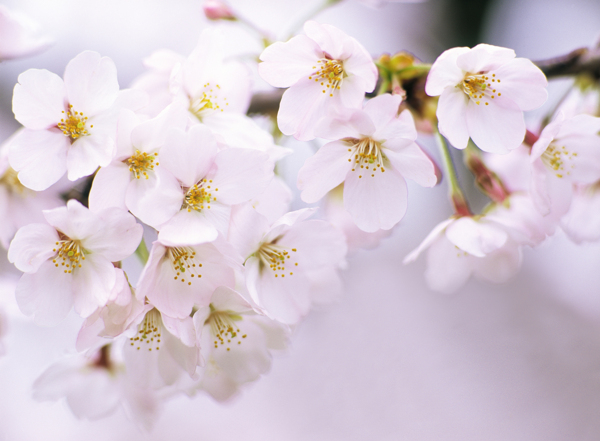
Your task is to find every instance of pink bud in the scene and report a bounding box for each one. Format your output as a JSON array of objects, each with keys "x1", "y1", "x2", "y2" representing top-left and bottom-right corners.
[{"x1": 203, "y1": 0, "x2": 236, "y2": 20}]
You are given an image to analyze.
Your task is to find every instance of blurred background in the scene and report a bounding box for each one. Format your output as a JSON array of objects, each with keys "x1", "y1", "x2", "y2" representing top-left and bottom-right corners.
[{"x1": 1, "y1": 0, "x2": 600, "y2": 439}]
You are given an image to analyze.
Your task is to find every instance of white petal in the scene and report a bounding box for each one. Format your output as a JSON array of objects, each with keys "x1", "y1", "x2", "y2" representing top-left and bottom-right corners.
[
  {"x1": 491, "y1": 58, "x2": 548, "y2": 111},
  {"x1": 436, "y1": 88, "x2": 470, "y2": 150},
  {"x1": 466, "y1": 97, "x2": 525, "y2": 153},
  {"x1": 88, "y1": 163, "x2": 130, "y2": 212},
  {"x1": 425, "y1": 47, "x2": 469, "y2": 96},
  {"x1": 445, "y1": 217, "x2": 507, "y2": 257},
  {"x1": 13, "y1": 69, "x2": 66, "y2": 129},
  {"x1": 8, "y1": 223, "x2": 59, "y2": 272},
  {"x1": 66, "y1": 134, "x2": 116, "y2": 181}
]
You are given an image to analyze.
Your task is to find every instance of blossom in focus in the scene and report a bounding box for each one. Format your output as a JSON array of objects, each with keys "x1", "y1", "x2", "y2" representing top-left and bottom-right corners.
[
  {"x1": 136, "y1": 238, "x2": 239, "y2": 319},
  {"x1": 10, "y1": 50, "x2": 146, "y2": 190},
  {"x1": 7, "y1": 200, "x2": 143, "y2": 325},
  {"x1": 229, "y1": 205, "x2": 347, "y2": 324},
  {"x1": 530, "y1": 112, "x2": 600, "y2": 215},
  {"x1": 259, "y1": 21, "x2": 378, "y2": 141},
  {"x1": 297, "y1": 93, "x2": 437, "y2": 232},
  {"x1": 425, "y1": 44, "x2": 547, "y2": 153},
  {"x1": 0, "y1": 5, "x2": 51, "y2": 61},
  {"x1": 192, "y1": 286, "x2": 290, "y2": 401}
]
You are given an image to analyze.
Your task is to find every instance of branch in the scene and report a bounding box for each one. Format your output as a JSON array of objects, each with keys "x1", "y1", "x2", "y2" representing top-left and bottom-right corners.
[{"x1": 534, "y1": 47, "x2": 600, "y2": 79}]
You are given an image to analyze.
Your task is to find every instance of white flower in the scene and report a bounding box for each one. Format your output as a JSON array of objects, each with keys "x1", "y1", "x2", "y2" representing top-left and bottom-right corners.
[
  {"x1": 192, "y1": 287, "x2": 290, "y2": 401},
  {"x1": 426, "y1": 44, "x2": 547, "y2": 153},
  {"x1": 259, "y1": 21, "x2": 377, "y2": 141},
  {"x1": 10, "y1": 51, "x2": 146, "y2": 190},
  {"x1": 8, "y1": 200, "x2": 143, "y2": 325}
]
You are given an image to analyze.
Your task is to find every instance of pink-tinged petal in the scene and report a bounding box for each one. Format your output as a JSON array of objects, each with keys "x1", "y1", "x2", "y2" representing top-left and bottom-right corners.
[
  {"x1": 265, "y1": 208, "x2": 317, "y2": 243},
  {"x1": 258, "y1": 35, "x2": 322, "y2": 88},
  {"x1": 158, "y1": 209, "x2": 220, "y2": 246},
  {"x1": 473, "y1": 241, "x2": 522, "y2": 283},
  {"x1": 228, "y1": 204, "x2": 271, "y2": 259},
  {"x1": 255, "y1": 267, "x2": 311, "y2": 324},
  {"x1": 341, "y1": 47, "x2": 378, "y2": 92},
  {"x1": 162, "y1": 314, "x2": 197, "y2": 347},
  {"x1": 9, "y1": 129, "x2": 69, "y2": 191},
  {"x1": 384, "y1": 142, "x2": 437, "y2": 187},
  {"x1": 64, "y1": 51, "x2": 119, "y2": 116},
  {"x1": 530, "y1": 159, "x2": 552, "y2": 215},
  {"x1": 279, "y1": 219, "x2": 347, "y2": 269},
  {"x1": 425, "y1": 235, "x2": 473, "y2": 294},
  {"x1": 298, "y1": 140, "x2": 353, "y2": 203},
  {"x1": 466, "y1": 97, "x2": 525, "y2": 153},
  {"x1": 561, "y1": 187, "x2": 600, "y2": 244},
  {"x1": 250, "y1": 176, "x2": 293, "y2": 224},
  {"x1": 71, "y1": 255, "x2": 116, "y2": 318},
  {"x1": 161, "y1": 125, "x2": 217, "y2": 187},
  {"x1": 363, "y1": 94, "x2": 402, "y2": 131},
  {"x1": 375, "y1": 109, "x2": 418, "y2": 142},
  {"x1": 8, "y1": 223, "x2": 59, "y2": 272},
  {"x1": 115, "y1": 109, "x2": 143, "y2": 159},
  {"x1": 304, "y1": 21, "x2": 350, "y2": 60},
  {"x1": 557, "y1": 137, "x2": 600, "y2": 184},
  {"x1": 492, "y1": 58, "x2": 547, "y2": 111},
  {"x1": 126, "y1": 166, "x2": 183, "y2": 229},
  {"x1": 314, "y1": 108, "x2": 373, "y2": 140},
  {"x1": 210, "y1": 149, "x2": 273, "y2": 205},
  {"x1": 337, "y1": 74, "x2": 369, "y2": 108},
  {"x1": 456, "y1": 44, "x2": 515, "y2": 73},
  {"x1": 557, "y1": 113, "x2": 600, "y2": 138},
  {"x1": 530, "y1": 115, "x2": 560, "y2": 161},
  {"x1": 425, "y1": 47, "x2": 470, "y2": 96},
  {"x1": 88, "y1": 163, "x2": 130, "y2": 212},
  {"x1": 13, "y1": 69, "x2": 65, "y2": 129},
  {"x1": 209, "y1": 286, "x2": 253, "y2": 313},
  {"x1": 403, "y1": 218, "x2": 455, "y2": 263},
  {"x1": 16, "y1": 260, "x2": 74, "y2": 326},
  {"x1": 83, "y1": 208, "x2": 142, "y2": 261},
  {"x1": 202, "y1": 112, "x2": 278, "y2": 153},
  {"x1": 66, "y1": 134, "x2": 116, "y2": 181},
  {"x1": 436, "y1": 88, "x2": 469, "y2": 149},
  {"x1": 43, "y1": 200, "x2": 102, "y2": 239},
  {"x1": 112, "y1": 88, "x2": 148, "y2": 113},
  {"x1": 445, "y1": 217, "x2": 507, "y2": 257},
  {"x1": 131, "y1": 103, "x2": 188, "y2": 152},
  {"x1": 344, "y1": 165, "x2": 407, "y2": 232},
  {"x1": 277, "y1": 77, "x2": 340, "y2": 141}
]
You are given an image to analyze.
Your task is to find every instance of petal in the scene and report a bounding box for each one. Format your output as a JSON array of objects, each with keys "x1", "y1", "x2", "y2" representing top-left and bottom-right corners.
[
  {"x1": 258, "y1": 35, "x2": 322, "y2": 88},
  {"x1": 297, "y1": 140, "x2": 353, "y2": 203},
  {"x1": 130, "y1": 103, "x2": 188, "y2": 152},
  {"x1": 9, "y1": 129, "x2": 69, "y2": 191},
  {"x1": 384, "y1": 142, "x2": 437, "y2": 187},
  {"x1": 425, "y1": 47, "x2": 469, "y2": 96},
  {"x1": 363, "y1": 94, "x2": 403, "y2": 133},
  {"x1": 375, "y1": 108, "x2": 417, "y2": 142},
  {"x1": 425, "y1": 235, "x2": 473, "y2": 294},
  {"x1": 66, "y1": 134, "x2": 116, "y2": 181},
  {"x1": 88, "y1": 163, "x2": 131, "y2": 212},
  {"x1": 71, "y1": 254, "x2": 116, "y2": 317},
  {"x1": 16, "y1": 260, "x2": 74, "y2": 326},
  {"x1": 445, "y1": 217, "x2": 507, "y2": 257},
  {"x1": 254, "y1": 267, "x2": 311, "y2": 324},
  {"x1": 403, "y1": 218, "x2": 455, "y2": 263},
  {"x1": 344, "y1": 165, "x2": 408, "y2": 232},
  {"x1": 436, "y1": 88, "x2": 470, "y2": 149},
  {"x1": 473, "y1": 241, "x2": 522, "y2": 283},
  {"x1": 466, "y1": 97, "x2": 525, "y2": 153},
  {"x1": 8, "y1": 223, "x2": 59, "y2": 272},
  {"x1": 491, "y1": 58, "x2": 547, "y2": 111},
  {"x1": 13, "y1": 69, "x2": 66, "y2": 129},
  {"x1": 157, "y1": 209, "x2": 219, "y2": 246},
  {"x1": 456, "y1": 44, "x2": 515, "y2": 73},
  {"x1": 83, "y1": 208, "x2": 142, "y2": 261},
  {"x1": 64, "y1": 51, "x2": 119, "y2": 115}
]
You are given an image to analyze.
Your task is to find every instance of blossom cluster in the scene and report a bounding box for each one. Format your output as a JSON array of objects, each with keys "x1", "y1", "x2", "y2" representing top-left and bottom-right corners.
[{"x1": 1, "y1": 0, "x2": 599, "y2": 431}]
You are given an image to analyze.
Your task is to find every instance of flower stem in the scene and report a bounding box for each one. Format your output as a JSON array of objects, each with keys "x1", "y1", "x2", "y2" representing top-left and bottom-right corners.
[
  {"x1": 286, "y1": 0, "x2": 343, "y2": 39},
  {"x1": 433, "y1": 125, "x2": 471, "y2": 216},
  {"x1": 135, "y1": 238, "x2": 149, "y2": 265}
]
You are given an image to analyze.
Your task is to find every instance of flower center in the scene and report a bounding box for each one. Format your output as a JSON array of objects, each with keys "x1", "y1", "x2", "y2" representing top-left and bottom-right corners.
[
  {"x1": 541, "y1": 143, "x2": 576, "y2": 178},
  {"x1": 0, "y1": 167, "x2": 29, "y2": 195},
  {"x1": 188, "y1": 82, "x2": 228, "y2": 121},
  {"x1": 58, "y1": 105, "x2": 92, "y2": 141},
  {"x1": 459, "y1": 72, "x2": 501, "y2": 106},
  {"x1": 127, "y1": 150, "x2": 159, "y2": 180},
  {"x1": 182, "y1": 179, "x2": 218, "y2": 212},
  {"x1": 51, "y1": 236, "x2": 85, "y2": 274},
  {"x1": 167, "y1": 246, "x2": 202, "y2": 285},
  {"x1": 256, "y1": 242, "x2": 298, "y2": 278},
  {"x1": 346, "y1": 137, "x2": 386, "y2": 179},
  {"x1": 205, "y1": 307, "x2": 246, "y2": 351},
  {"x1": 129, "y1": 309, "x2": 162, "y2": 351},
  {"x1": 308, "y1": 59, "x2": 344, "y2": 97}
]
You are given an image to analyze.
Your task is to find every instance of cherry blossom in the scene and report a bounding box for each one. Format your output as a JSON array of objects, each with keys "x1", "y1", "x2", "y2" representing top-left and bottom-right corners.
[
  {"x1": 0, "y1": 5, "x2": 51, "y2": 61},
  {"x1": 7, "y1": 200, "x2": 143, "y2": 325},
  {"x1": 192, "y1": 287, "x2": 290, "y2": 401},
  {"x1": 229, "y1": 205, "x2": 347, "y2": 324},
  {"x1": 426, "y1": 44, "x2": 547, "y2": 153},
  {"x1": 33, "y1": 345, "x2": 160, "y2": 428},
  {"x1": 10, "y1": 50, "x2": 146, "y2": 190},
  {"x1": 138, "y1": 124, "x2": 273, "y2": 245},
  {"x1": 259, "y1": 21, "x2": 378, "y2": 141},
  {"x1": 530, "y1": 112, "x2": 600, "y2": 215},
  {"x1": 136, "y1": 238, "x2": 239, "y2": 319},
  {"x1": 298, "y1": 93, "x2": 437, "y2": 232}
]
